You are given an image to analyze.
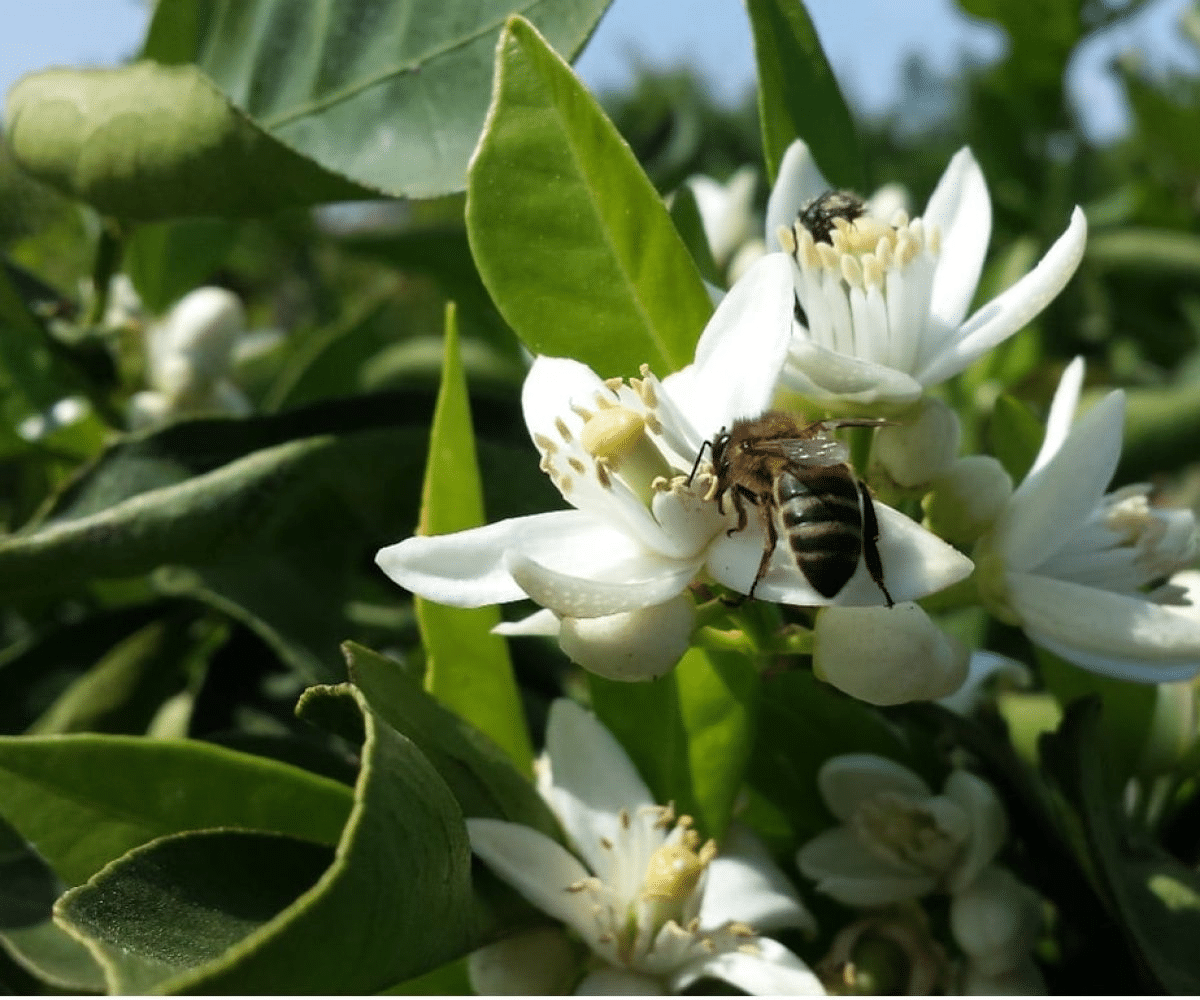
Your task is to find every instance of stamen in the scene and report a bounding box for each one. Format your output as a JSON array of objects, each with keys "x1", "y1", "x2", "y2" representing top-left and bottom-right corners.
[
  {"x1": 841, "y1": 255, "x2": 864, "y2": 288},
  {"x1": 604, "y1": 377, "x2": 624, "y2": 392},
  {"x1": 533, "y1": 432, "x2": 556, "y2": 453},
  {"x1": 568, "y1": 457, "x2": 586, "y2": 474},
  {"x1": 778, "y1": 224, "x2": 797, "y2": 254},
  {"x1": 554, "y1": 416, "x2": 573, "y2": 441}
]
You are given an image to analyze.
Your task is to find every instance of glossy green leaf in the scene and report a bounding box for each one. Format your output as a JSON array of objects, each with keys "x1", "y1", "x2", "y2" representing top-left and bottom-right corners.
[
  {"x1": 746, "y1": 0, "x2": 866, "y2": 189},
  {"x1": 466, "y1": 16, "x2": 712, "y2": 377},
  {"x1": 144, "y1": 0, "x2": 613, "y2": 199},
  {"x1": 747, "y1": 670, "x2": 913, "y2": 842},
  {"x1": 989, "y1": 392, "x2": 1044, "y2": 483},
  {"x1": 591, "y1": 647, "x2": 757, "y2": 840},
  {"x1": 56, "y1": 830, "x2": 333, "y2": 994},
  {"x1": 1042, "y1": 699, "x2": 1200, "y2": 994},
  {"x1": 5, "y1": 63, "x2": 371, "y2": 220},
  {"x1": 414, "y1": 306, "x2": 532, "y2": 770},
  {"x1": 104, "y1": 684, "x2": 474, "y2": 993},
  {"x1": 345, "y1": 641, "x2": 558, "y2": 839},
  {"x1": 0, "y1": 734, "x2": 351, "y2": 886}
]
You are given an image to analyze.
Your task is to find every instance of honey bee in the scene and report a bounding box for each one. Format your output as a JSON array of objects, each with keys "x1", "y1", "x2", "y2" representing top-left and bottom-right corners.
[
  {"x1": 797, "y1": 189, "x2": 867, "y2": 245},
  {"x1": 691, "y1": 412, "x2": 894, "y2": 606}
]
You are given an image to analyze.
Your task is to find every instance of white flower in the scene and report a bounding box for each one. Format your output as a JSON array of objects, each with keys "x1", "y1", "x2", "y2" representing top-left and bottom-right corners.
[
  {"x1": 950, "y1": 865, "x2": 1045, "y2": 995},
  {"x1": 129, "y1": 286, "x2": 252, "y2": 428},
  {"x1": 376, "y1": 255, "x2": 973, "y2": 680},
  {"x1": 977, "y1": 357, "x2": 1200, "y2": 683},
  {"x1": 813, "y1": 602, "x2": 969, "y2": 706},
  {"x1": 765, "y1": 139, "x2": 1087, "y2": 407},
  {"x1": 797, "y1": 754, "x2": 1006, "y2": 907},
  {"x1": 873, "y1": 396, "x2": 961, "y2": 488},
  {"x1": 467, "y1": 699, "x2": 824, "y2": 995},
  {"x1": 17, "y1": 396, "x2": 92, "y2": 442},
  {"x1": 687, "y1": 166, "x2": 760, "y2": 269},
  {"x1": 923, "y1": 455, "x2": 1014, "y2": 545}
]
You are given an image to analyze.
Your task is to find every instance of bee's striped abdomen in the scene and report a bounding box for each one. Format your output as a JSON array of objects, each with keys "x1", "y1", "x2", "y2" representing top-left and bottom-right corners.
[{"x1": 775, "y1": 467, "x2": 863, "y2": 598}]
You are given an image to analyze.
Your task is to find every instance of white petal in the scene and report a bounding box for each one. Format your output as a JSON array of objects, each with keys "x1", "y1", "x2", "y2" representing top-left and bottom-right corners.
[
  {"x1": 950, "y1": 866, "x2": 1041, "y2": 969},
  {"x1": 576, "y1": 967, "x2": 665, "y2": 994},
  {"x1": 997, "y1": 390, "x2": 1125, "y2": 574},
  {"x1": 468, "y1": 927, "x2": 579, "y2": 995},
  {"x1": 558, "y1": 596, "x2": 696, "y2": 681},
  {"x1": 1028, "y1": 355, "x2": 1085, "y2": 477},
  {"x1": 1009, "y1": 572, "x2": 1200, "y2": 681},
  {"x1": 541, "y1": 699, "x2": 655, "y2": 882},
  {"x1": 783, "y1": 337, "x2": 923, "y2": 407},
  {"x1": 700, "y1": 823, "x2": 816, "y2": 934},
  {"x1": 765, "y1": 139, "x2": 831, "y2": 252},
  {"x1": 375, "y1": 510, "x2": 612, "y2": 607},
  {"x1": 521, "y1": 355, "x2": 610, "y2": 446},
  {"x1": 797, "y1": 827, "x2": 936, "y2": 905},
  {"x1": 915, "y1": 206, "x2": 1087, "y2": 386},
  {"x1": 818, "y1": 754, "x2": 931, "y2": 819},
  {"x1": 663, "y1": 253, "x2": 795, "y2": 435},
  {"x1": 943, "y1": 771, "x2": 1007, "y2": 893},
  {"x1": 672, "y1": 937, "x2": 825, "y2": 996},
  {"x1": 506, "y1": 548, "x2": 699, "y2": 618},
  {"x1": 924, "y1": 148, "x2": 992, "y2": 331},
  {"x1": 466, "y1": 818, "x2": 595, "y2": 933},
  {"x1": 705, "y1": 502, "x2": 974, "y2": 606},
  {"x1": 492, "y1": 608, "x2": 561, "y2": 637},
  {"x1": 937, "y1": 651, "x2": 1031, "y2": 715}
]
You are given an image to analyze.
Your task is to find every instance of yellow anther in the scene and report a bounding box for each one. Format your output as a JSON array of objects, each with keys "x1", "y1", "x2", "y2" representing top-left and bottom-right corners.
[
  {"x1": 778, "y1": 224, "x2": 797, "y2": 254},
  {"x1": 555, "y1": 416, "x2": 573, "y2": 441}
]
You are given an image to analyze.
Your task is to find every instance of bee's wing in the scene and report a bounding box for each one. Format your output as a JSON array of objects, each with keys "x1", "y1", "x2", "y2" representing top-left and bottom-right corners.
[{"x1": 754, "y1": 437, "x2": 849, "y2": 466}]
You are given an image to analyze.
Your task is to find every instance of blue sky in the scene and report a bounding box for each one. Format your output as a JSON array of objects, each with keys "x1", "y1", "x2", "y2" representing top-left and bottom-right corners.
[{"x1": 0, "y1": 0, "x2": 1196, "y2": 143}]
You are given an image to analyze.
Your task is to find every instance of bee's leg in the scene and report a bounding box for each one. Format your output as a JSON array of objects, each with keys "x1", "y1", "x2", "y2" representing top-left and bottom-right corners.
[
  {"x1": 725, "y1": 485, "x2": 757, "y2": 538},
  {"x1": 747, "y1": 507, "x2": 778, "y2": 601},
  {"x1": 858, "y1": 480, "x2": 894, "y2": 607}
]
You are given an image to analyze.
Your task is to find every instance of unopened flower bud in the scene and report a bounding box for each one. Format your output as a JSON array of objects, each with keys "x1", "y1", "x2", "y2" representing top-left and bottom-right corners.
[
  {"x1": 950, "y1": 866, "x2": 1041, "y2": 977},
  {"x1": 156, "y1": 287, "x2": 245, "y2": 386},
  {"x1": 813, "y1": 603, "x2": 969, "y2": 705},
  {"x1": 924, "y1": 456, "x2": 1013, "y2": 545},
  {"x1": 468, "y1": 927, "x2": 578, "y2": 995},
  {"x1": 558, "y1": 594, "x2": 695, "y2": 681},
  {"x1": 874, "y1": 397, "x2": 961, "y2": 488}
]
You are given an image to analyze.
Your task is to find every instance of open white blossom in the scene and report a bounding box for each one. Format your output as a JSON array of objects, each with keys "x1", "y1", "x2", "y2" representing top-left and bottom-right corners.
[
  {"x1": 467, "y1": 699, "x2": 823, "y2": 995},
  {"x1": 797, "y1": 754, "x2": 1006, "y2": 907},
  {"x1": 765, "y1": 139, "x2": 1087, "y2": 408},
  {"x1": 376, "y1": 254, "x2": 973, "y2": 680},
  {"x1": 128, "y1": 286, "x2": 252, "y2": 429},
  {"x1": 977, "y1": 357, "x2": 1200, "y2": 683}
]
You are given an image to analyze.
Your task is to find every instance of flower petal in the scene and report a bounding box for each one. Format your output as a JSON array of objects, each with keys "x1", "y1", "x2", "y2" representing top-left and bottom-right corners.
[
  {"x1": 663, "y1": 253, "x2": 795, "y2": 435},
  {"x1": 576, "y1": 967, "x2": 665, "y2": 994},
  {"x1": 924, "y1": 148, "x2": 991, "y2": 332},
  {"x1": 542, "y1": 699, "x2": 656, "y2": 881},
  {"x1": 376, "y1": 510, "x2": 608, "y2": 607},
  {"x1": 1009, "y1": 571, "x2": 1200, "y2": 681},
  {"x1": 764, "y1": 139, "x2": 831, "y2": 252},
  {"x1": 466, "y1": 818, "x2": 595, "y2": 933},
  {"x1": 492, "y1": 608, "x2": 561, "y2": 637},
  {"x1": 797, "y1": 827, "x2": 936, "y2": 905},
  {"x1": 671, "y1": 937, "x2": 825, "y2": 996},
  {"x1": 937, "y1": 651, "x2": 1031, "y2": 715},
  {"x1": 705, "y1": 502, "x2": 974, "y2": 606},
  {"x1": 521, "y1": 355, "x2": 612, "y2": 448},
  {"x1": 943, "y1": 771, "x2": 1008, "y2": 893},
  {"x1": 506, "y1": 548, "x2": 700, "y2": 618},
  {"x1": 996, "y1": 390, "x2": 1125, "y2": 574},
  {"x1": 782, "y1": 337, "x2": 924, "y2": 408},
  {"x1": 468, "y1": 927, "x2": 579, "y2": 995},
  {"x1": 700, "y1": 823, "x2": 816, "y2": 934},
  {"x1": 915, "y1": 206, "x2": 1087, "y2": 386},
  {"x1": 818, "y1": 754, "x2": 932, "y2": 820},
  {"x1": 559, "y1": 595, "x2": 695, "y2": 681},
  {"x1": 1027, "y1": 355, "x2": 1084, "y2": 478}
]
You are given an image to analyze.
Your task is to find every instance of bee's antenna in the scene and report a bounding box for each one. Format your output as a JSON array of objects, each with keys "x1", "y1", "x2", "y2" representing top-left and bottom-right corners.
[{"x1": 687, "y1": 439, "x2": 712, "y2": 486}]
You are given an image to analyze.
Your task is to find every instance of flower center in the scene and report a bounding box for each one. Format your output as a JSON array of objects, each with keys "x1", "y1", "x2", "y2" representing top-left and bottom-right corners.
[
  {"x1": 580, "y1": 406, "x2": 673, "y2": 505},
  {"x1": 853, "y1": 793, "x2": 964, "y2": 876},
  {"x1": 1103, "y1": 485, "x2": 1198, "y2": 584},
  {"x1": 639, "y1": 821, "x2": 717, "y2": 929},
  {"x1": 778, "y1": 203, "x2": 943, "y2": 374}
]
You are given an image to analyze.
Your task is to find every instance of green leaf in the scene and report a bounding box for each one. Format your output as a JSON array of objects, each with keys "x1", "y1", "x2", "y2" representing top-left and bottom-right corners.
[
  {"x1": 1041, "y1": 699, "x2": 1200, "y2": 994},
  {"x1": 668, "y1": 185, "x2": 722, "y2": 287},
  {"x1": 5, "y1": 63, "x2": 372, "y2": 220},
  {"x1": 0, "y1": 733, "x2": 351, "y2": 886},
  {"x1": 989, "y1": 392, "x2": 1044, "y2": 483},
  {"x1": 345, "y1": 641, "x2": 558, "y2": 840},
  {"x1": 746, "y1": 0, "x2": 866, "y2": 189},
  {"x1": 466, "y1": 16, "x2": 712, "y2": 377},
  {"x1": 0, "y1": 817, "x2": 104, "y2": 993},
  {"x1": 1118, "y1": 383, "x2": 1200, "y2": 483},
  {"x1": 747, "y1": 670, "x2": 912, "y2": 842},
  {"x1": 144, "y1": 0, "x2": 613, "y2": 200},
  {"x1": 124, "y1": 218, "x2": 242, "y2": 312},
  {"x1": 56, "y1": 830, "x2": 333, "y2": 994},
  {"x1": 114, "y1": 684, "x2": 473, "y2": 993},
  {"x1": 0, "y1": 264, "x2": 69, "y2": 427},
  {"x1": 1088, "y1": 227, "x2": 1200, "y2": 279},
  {"x1": 591, "y1": 647, "x2": 757, "y2": 840},
  {"x1": 415, "y1": 306, "x2": 533, "y2": 770}
]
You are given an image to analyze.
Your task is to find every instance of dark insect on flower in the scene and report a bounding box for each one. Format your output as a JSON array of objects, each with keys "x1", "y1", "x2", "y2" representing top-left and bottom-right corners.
[
  {"x1": 797, "y1": 189, "x2": 867, "y2": 245},
  {"x1": 690, "y1": 412, "x2": 894, "y2": 605}
]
